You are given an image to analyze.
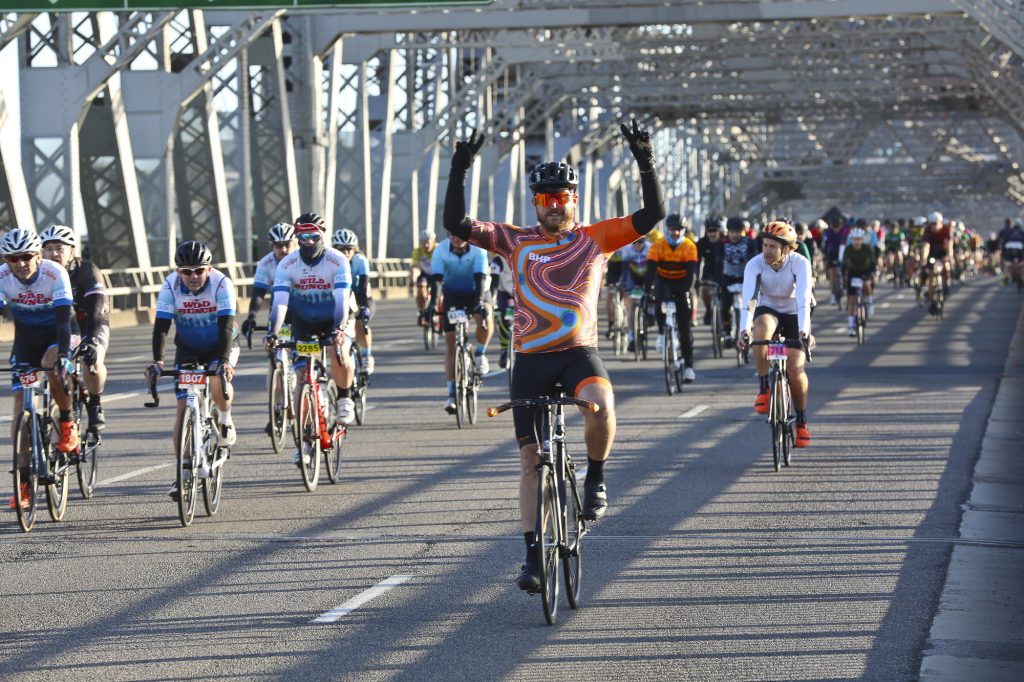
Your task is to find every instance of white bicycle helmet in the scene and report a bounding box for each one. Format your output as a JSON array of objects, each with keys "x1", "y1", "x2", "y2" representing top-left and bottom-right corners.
[
  {"x1": 333, "y1": 229, "x2": 358, "y2": 248},
  {"x1": 268, "y1": 223, "x2": 294, "y2": 243},
  {"x1": 849, "y1": 228, "x2": 867, "y2": 239},
  {"x1": 913, "y1": 216, "x2": 927, "y2": 227},
  {"x1": 421, "y1": 229, "x2": 436, "y2": 242},
  {"x1": 0, "y1": 228, "x2": 42, "y2": 256},
  {"x1": 928, "y1": 211, "x2": 943, "y2": 224},
  {"x1": 39, "y1": 224, "x2": 76, "y2": 247}
]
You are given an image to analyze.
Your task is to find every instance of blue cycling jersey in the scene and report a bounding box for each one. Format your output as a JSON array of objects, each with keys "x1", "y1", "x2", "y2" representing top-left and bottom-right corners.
[{"x1": 431, "y1": 239, "x2": 488, "y2": 296}]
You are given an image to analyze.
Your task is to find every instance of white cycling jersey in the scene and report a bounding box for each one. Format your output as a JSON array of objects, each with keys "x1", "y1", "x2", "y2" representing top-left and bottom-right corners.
[
  {"x1": 270, "y1": 248, "x2": 351, "y2": 333},
  {"x1": 252, "y1": 251, "x2": 282, "y2": 294},
  {"x1": 740, "y1": 252, "x2": 813, "y2": 335},
  {"x1": 156, "y1": 268, "x2": 237, "y2": 356},
  {"x1": 0, "y1": 260, "x2": 74, "y2": 328}
]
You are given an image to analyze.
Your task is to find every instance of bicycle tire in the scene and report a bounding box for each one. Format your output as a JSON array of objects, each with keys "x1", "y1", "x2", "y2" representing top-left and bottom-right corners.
[
  {"x1": 423, "y1": 322, "x2": 432, "y2": 351},
  {"x1": 202, "y1": 447, "x2": 224, "y2": 516},
  {"x1": 269, "y1": 364, "x2": 287, "y2": 453},
  {"x1": 323, "y1": 381, "x2": 343, "y2": 483},
  {"x1": 13, "y1": 410, "x2": 37, "y2": 532},
  {"x1": 857, "y1": 315, "x2": 865, "y2": 346},
  {"x1": 45, "y1": 405, "x2": 69, "y2": 522},
  {"x1": 298, "y1": 382, "x2": 321, "y2": 491},
  {"x1": 771, "y1": 374, "x2": 784, "y2": 472},
  {"x1": 455, "y1": 347, "x2": 468, "y2": 429},
  {"x1": 664, "y1": 332, "x2": 677, "y2": 396},
  {"x1": 352, "y1": 349, "x2": 366, "y2": 426},
  {"x1": 711, "y1": 300, "x2": 722, "y2": 358},
  {"x1": 176, "y1": 409, "x2": 198, "y2": 527},
  {"x1": 562, "y1": 460, "x2": 584, "y2": 609},
  {"x1": 468, "y1": 367, "x2": 478, "y2": 425},
  {"x1": 536, "y1": 469, "x2": 560, "y2": 625},
  {"x1": 632, "y1": 303, "x2": 643, "y2": 362},
  {"x1": 76, "y1": 430, "x2": 99, "y2": 500}
]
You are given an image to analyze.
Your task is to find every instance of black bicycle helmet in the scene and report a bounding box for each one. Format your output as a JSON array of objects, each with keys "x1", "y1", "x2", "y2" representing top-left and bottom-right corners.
[
  {"x1": 528, "y1": 162, "x2": 579, "y2": 192},
  {"x1": 726, "y1": 216, "x2": 745, "y2": 232},
  {"x1": 175, "y1": 240, "x2": 213, "y2": 267},
  {"x1": 704, "y1": 215, "x2": 726, "y2": 231},
  {"x1": 294, "y1": 212, "x2": 326, "y2": 232},
  {"x1": 666, "y1": 213, "x2": 683, "y2": 229}
]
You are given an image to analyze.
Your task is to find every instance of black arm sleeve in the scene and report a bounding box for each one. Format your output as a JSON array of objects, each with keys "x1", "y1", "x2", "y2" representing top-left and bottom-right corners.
[
  {"x1": 55, "y1": 306, "x2": 72, "y2": 356},
  {"x1": 353, "y1": 276, "x2": 369, "y2": 308},
  {"x1": 217, "y1": 315, "x2": 234, "y2": 364},
  {"x1": 428, "y1": 274, "x2": 444, "y2": 307},
  {"x1": 152, "y1": 317, "x2": 172, "y2": 363},
  {"x1": 79, "y1": 293, "x2": 106, "y2": 339},
  {"x1": 681, "y1": 266, "x2": 697, "y2": 293},
  {"x1": 443, "y1": 168, "x2": 473, "y2": 241},
  {"x1": 472, "y1": 273, "x2": 485, "y2": 307},
  {"x1": 247, "y1": 288, "x2": 267, "y2": 318},
  {"x1": 631, "y1": 168, "x2": 667, "y2": 236},
  {"x1": 644, "y1": 260, "x2": 658, "y2": 290}
]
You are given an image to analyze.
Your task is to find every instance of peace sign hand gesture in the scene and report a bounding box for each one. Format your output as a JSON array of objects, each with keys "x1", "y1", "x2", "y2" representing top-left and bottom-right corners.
[
  {"x1": 620, "y1": 119, "x2": 655, "y2": 171},
  {"x1": 452, "y1": 128, "x2": 486, "y2": 172}
]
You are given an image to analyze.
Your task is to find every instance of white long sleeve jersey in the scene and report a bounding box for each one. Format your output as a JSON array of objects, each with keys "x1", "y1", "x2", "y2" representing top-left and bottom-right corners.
[{"x1": 739, "y1": 253, "x2": 813, "y2": 335}]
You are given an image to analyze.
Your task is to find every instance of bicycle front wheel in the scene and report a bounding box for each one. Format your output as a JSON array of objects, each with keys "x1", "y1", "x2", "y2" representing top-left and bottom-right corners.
[
  {"x1": 268, "y1": 364, "x2": 287, "y2": 453},
  {"x1": 711, "y1": 302, "x2": 723, "y2": 358},
  {"x1": 298, "y1": 382, "x2": 321, "y2": 491},
  {"x1": 467, "y1": 368, "x2": 479, "y2": 425},
  {"x1": 562, "y1": 464, "x2": 584, "y2": 610},
  {"x1": 76, "y1": 429, "x2": 99, "y2": 499},
  {"x1": 663, "y1": 333, "x2": 677, "y2": 396},
  {"x1": 351, "y1": 350, "x2": 366, "y2": 426},
  {"x1": 202, "y1": 449, "x2": 224, "y2": 516},
  {"x1": 454, "y1": 348, "x2": 468, "y2": 429},
  {"x1": 45, "y1": 408, "x2": 69, "y2": 522},
  {"x1": 12, "y1": 410, "x2": 38, "y2": 533},
  {"x1": 323, "y1": 382, "x2": 343, "y2": 484},
  {"x1": 176, "y1": 410, "x2": 198, "y2": 527},
  {"x1": 536, "y1": 469, "x2": 561, "y2": 625}
]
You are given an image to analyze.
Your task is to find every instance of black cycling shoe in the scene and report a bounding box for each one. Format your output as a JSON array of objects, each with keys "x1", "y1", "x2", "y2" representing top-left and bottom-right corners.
[
  {"x1": 168, "y1": 483, "x2": 180, "y2": 501},
  {"x1": 583, "y1": 482, "x2": 608, "y2": 521},
  {"x1": 264, "y1": 421, "x2": 274, "y2": 436},
  {"x1": 87, "y1": 402, "x2": 105, "y2": 433},
  {"x1": 516, "y1": 551, "x2": 542, "y2": 593}
]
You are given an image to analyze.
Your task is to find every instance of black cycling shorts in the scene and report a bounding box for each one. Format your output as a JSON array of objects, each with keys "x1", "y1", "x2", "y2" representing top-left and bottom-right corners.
[
  {"x1": 438, "y1": 292, "x2": 491, "y2": 332},
  {"x1": 605, "y1": 261, "x2": 623, "y2": 287},
  {"x1": 9, "y1": 325, "x2": 60, "y2": 392},
  {"x1": 752, "y1": 306, "x2": 802, "y2": 349},
  {"x1": 510, "y1": 346, "x2": 610, "y2": 447}
]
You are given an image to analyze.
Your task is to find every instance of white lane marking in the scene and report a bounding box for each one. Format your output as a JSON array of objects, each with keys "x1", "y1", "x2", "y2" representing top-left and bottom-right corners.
[
  {"x1": 365, "y1": 405, "x2": 377, "y2": 412},
  {"x1": 484, "y1": 368, "x2": 507, "y2": 378},
  {"x1": 882, "y1": 302, "x2": 891, "y2": 309},
  {"x1": 108, "y1": 353, "x2": 151, "y2": 365},
  {"x1": 98, "y1": 462, "x2": 173, "y2": 486},
  {"x1": 835, "y1": 326, "x2": 848, "y2": 335},
  {"x1": 0, "y1": 388, "x2": 143, "y2": 423},
  {"x1": 678, "y1": 405, "x2": 709, "y2": 419},
  {"x1": 311, "y1": 575, "x2": 413, "y2": 624},
  {"x1": 373, "y1": 339, "x2": 418, "y2": 350}
]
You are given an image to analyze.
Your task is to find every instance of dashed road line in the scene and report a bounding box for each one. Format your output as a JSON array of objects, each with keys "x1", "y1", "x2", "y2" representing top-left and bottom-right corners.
[
  {"x1": 678, "y1": 405, "x2": 709, "y2": 419},
  {"x1": 98, "y1": 462, "x2": 173, "y2": 486},
  {"x1": 311, "y1": 575, "x2": 413, "y2": 623}
]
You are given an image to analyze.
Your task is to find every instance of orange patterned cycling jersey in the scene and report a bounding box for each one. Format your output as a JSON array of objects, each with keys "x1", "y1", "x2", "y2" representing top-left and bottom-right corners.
[
  {"x1": 468, "y1": 216, "x2": 640, "y2": 353},
  {"x1": 647, "y1": 237, "x2": 698, "y2": 279}
]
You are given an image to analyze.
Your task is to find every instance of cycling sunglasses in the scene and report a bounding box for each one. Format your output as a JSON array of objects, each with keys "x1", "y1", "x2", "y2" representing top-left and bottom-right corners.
[
  {"x1": 178, "y1": 267, "x2": 208, "y2": 276},
  {"x1": 296, "y1": 232, "x2": 322, "y2": 242},
  {"x1": 5, "y1": 254, "x2": 35, "y2": 264},
  {"x1": 533, "y1": 190, "x2": 577, "y2": 208}
]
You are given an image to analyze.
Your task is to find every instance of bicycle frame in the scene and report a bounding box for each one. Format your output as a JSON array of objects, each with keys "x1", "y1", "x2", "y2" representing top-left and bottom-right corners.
[{"x1": 176, "y1": 368, "x2": 225, "y2": 478}]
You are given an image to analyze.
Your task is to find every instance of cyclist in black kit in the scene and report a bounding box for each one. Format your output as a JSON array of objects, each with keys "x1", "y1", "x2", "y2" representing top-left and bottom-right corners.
[{"x1": 40, "y1": 225, "x2": 109, "y2": 433}]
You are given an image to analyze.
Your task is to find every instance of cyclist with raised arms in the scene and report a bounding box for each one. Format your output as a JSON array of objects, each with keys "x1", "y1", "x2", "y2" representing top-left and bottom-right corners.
[
  {"x1": 150, "y1": 241, "x2": 238, "y2": 500},
  {"x1": 40, "y1": 225, "x2": 109, "y2": 433},
  {"x1": 443, "y1": 120, "x2": 666, "y2": 592},
  {"x1": 425, "y1": 232, "x2": 493, "y2": 414},
  {"x1": 265, "y1": 213, "x2": 354, "y2": 458},
  {"x1": 333, "y1": 228, "x2": 375, "y2": 375},
  {"x1": 1, "y1": 229, "x2": 76, "y2": 509},
  {"x1": 411, "y1": 229, "x2": 437, "y2": 324},
  {"x1": 736, "y1": 221, "x2": 816, "y2": 448},
  {"x1": 645, "y1": 214, "x2": 698, "y2": 383}
]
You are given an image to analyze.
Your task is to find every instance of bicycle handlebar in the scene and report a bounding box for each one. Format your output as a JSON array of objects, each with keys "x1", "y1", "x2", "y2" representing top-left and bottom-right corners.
[
  {"x1": 487, "y1": 396, "x2": 600, "y2": 418},
  {"x1": 144, "y1": 365, "x2": 229, "y2": 408},
  {"x1": 746, "y1": 337, "x2": 813, "y2": 363}
]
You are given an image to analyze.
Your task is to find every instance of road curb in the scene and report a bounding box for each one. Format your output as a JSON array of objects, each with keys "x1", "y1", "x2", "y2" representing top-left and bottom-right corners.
[{"x1": 919, "y1": 293, "x2": 1024, "y2": 681}]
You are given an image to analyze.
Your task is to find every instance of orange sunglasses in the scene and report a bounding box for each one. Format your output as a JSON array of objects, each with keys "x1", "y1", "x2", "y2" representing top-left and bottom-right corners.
[{"x1": 533, "y1": 190, "x2": 577, "y2": 208}]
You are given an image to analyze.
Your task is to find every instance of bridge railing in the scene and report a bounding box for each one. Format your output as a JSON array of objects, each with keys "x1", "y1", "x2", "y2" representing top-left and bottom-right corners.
[{"x1": 100, "y1": 258, "x2": 413, "y2": 311}]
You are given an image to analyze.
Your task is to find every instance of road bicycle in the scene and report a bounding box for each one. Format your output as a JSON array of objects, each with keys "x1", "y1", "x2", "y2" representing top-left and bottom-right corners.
[
  {"x1": 249, "y1": 324, "x2": 299, "y2": 454},
  {"x1": 349, "y1": 316, "x2": 371, "y2": 425},
  {"x1": 496, "y1": 304, "x2": 516, "y2": 396},
  {"x1": 11, "y1": 364, "x2": 73, "y2": 532},
  {"x1": 68, "y1": 345, "x2": 101, "y2": 499},
  {"x1": 849, "y1": 276, "x2": 868, "y2": 345},
  {"x1": 277, "y1": 334, "x2": 345, "y2": 491},
  {"x1": 450, "y1": 307, "x2": 485, "y2": 428},
  {"x1": 628, "y1": 286, "x2": 650, "y2": 362},
  {"x1": 747, "y1": 337, "x2": 811, "y2": 472},
  {"x1": 422, "y1": 307, "x2": 442, "y2": 350},
  {"x1": 145, "y1": 363, "x2": 231, "y2": 527},
  {"x1": 923, "y1": 258, "x2": 945, "y2": 320},
  {"x1": 661, "y1": 299, "x2": 684, "y2": 395},
  {"x1": 488, "y1": 389, "x2": 597, "y2": 625}
]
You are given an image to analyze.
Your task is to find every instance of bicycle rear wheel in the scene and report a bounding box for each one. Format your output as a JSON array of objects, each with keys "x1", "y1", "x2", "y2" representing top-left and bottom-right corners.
[
  {"x1": 561, "y1": 461, "x2": 584, "y2": 609},
  {"x1": 76, "y1": 430, "x2": 99, "y2": 499},
  {"x1": 711, "y1": 301, "x2": 723, "y2": 358},
  {"x1": 536, "y1": 469, "x2": 561, "y2": 625},
  {"x1": 856, "y1": 315, "x2": 866, "y2": 346},
  {"x1": 455, "y1": 347, "x2": 468, "y2": 429},
  {"x1": 45, "y1": 407, "x2": 69, "y2": 522},
  {"x1": 269, "y1": 364, "x2": 287, "y2": 453},
  {"x1": 298, "y1": 382, "x2": 321, "y2": 491},
  {"x1": 663, "y1": 332, "x2": 677, "y2": 396},
  {"x1": 12, "y1": 410, "x2": 38, "y2": 533},
  {"x1": 324, "y1": 382, "x2": 344, "y2": 484},
  {"x1": 176, "y1": 410, "x2": 198, "y2": 527}
]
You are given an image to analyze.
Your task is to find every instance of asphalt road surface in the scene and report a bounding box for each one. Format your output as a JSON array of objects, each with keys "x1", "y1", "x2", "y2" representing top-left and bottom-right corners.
[{"x1": 0, "y1": 276, "x2": 1018, "y2": 681}]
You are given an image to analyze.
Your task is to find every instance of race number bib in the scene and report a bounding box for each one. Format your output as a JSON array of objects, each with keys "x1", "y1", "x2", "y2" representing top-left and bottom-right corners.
[
  {"x1": 1006, "y1": 241, "x2": 1024, "y2": 250},
  {"x1": 296, "y1": 341, "x2": 321, "y2": 357},
  {"x1": 177, "y1": 370, "x2": 207, "y2": 389},
  {"x1": 18, "y1": 371, "x2": 40, "y2": 388},
  {"x1": 850, "y1": 277, "x2": 864, "y2": 288},
  {"x1": 447, "y1": 309, "x2": 468, "y2": 324},
  {"x1": 727, "y1": 283, "x2": 743, "y2": 294},
  {"x1": 661, "y1": 301, "x2": 676, "y2": 315},
  {"x1": 278, "y1": 325, "x2": 293, "y2": 341},
  {"x1": 767, "y1": 343, "x2": 788, "y2": 360}
]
